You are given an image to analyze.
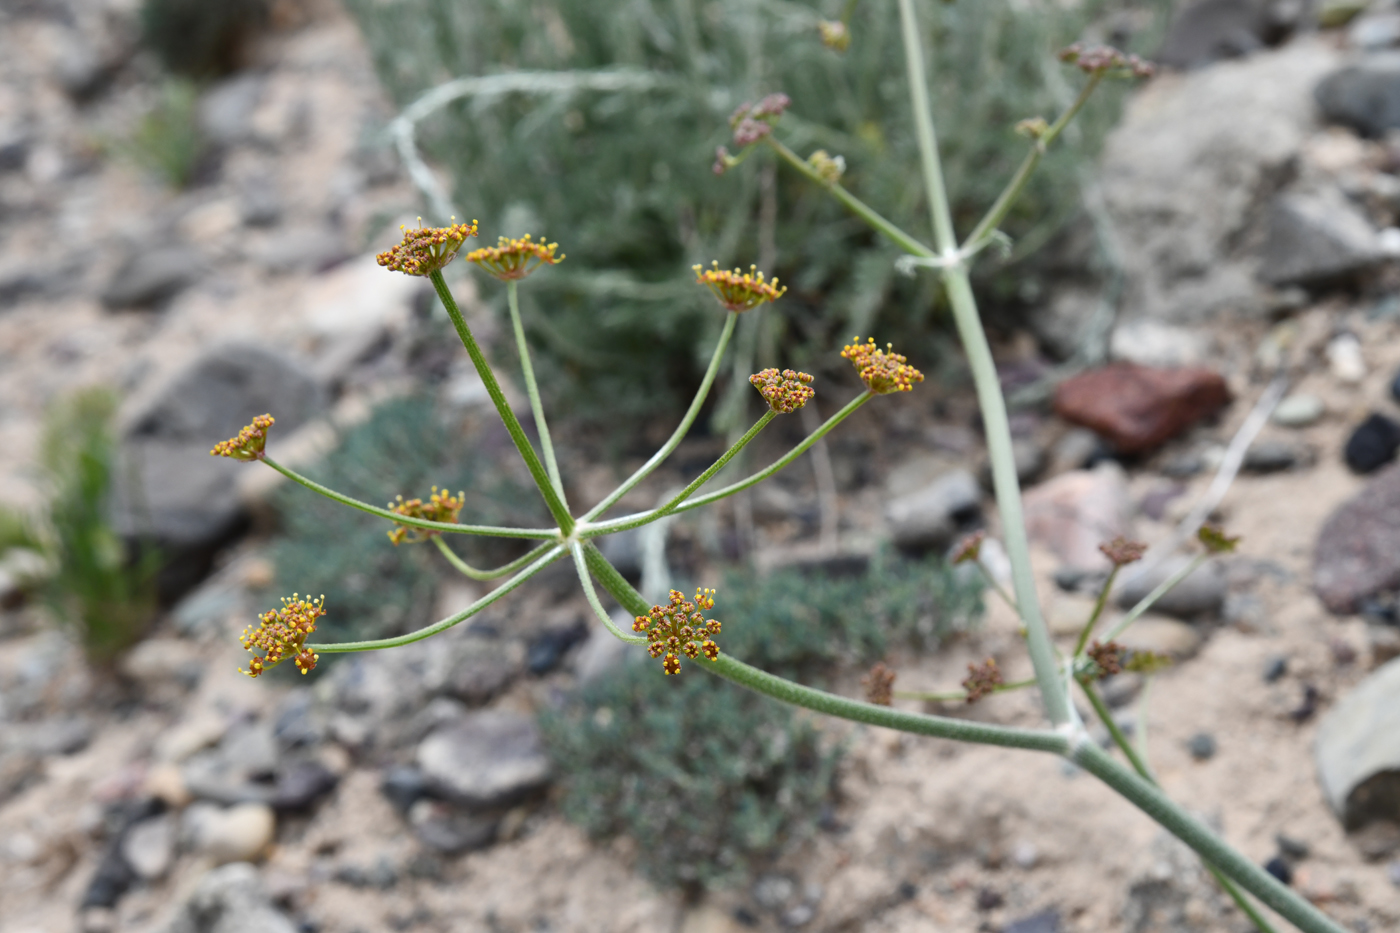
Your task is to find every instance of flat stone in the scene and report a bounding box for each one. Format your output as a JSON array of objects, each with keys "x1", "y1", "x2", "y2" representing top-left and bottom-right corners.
[
  {"x1": 270, "y1": 760, "x2": 338, "y2": 812},
  {"x1": 1117, "y1": 557, "x2": 1227, "y2": 618},
  {"x1": 884, "y1": 469, "x2": 981, "y2": 551},
  {"x1": 1118, "y1": 614, "x2": 1204, "y2": 659},
  {"x1": 408, "y1": 799, "x2": 499, "y2": 855},
  {"x1": 100, "y1": 247, "x2": 204, "y2": 309},
  {"x1": 1003, "y1": 909, "x2": 1062, "y2": 933},
  {"x1": 1243, "y1": 439, "x2": 1311, "y2": 473},
  {"x1": 416, "y1": 711, "x2": 551, "y2": 809},
  {"x1": 1316, "y1": 52, "x2": 1400, "y2": 137},
  {"x1": 1259, "y1": 190, "x2": 1382, "y2": 287},
  {"x1": 1053, "y1": 363, "x2": 1230, "y2": 454},
  {"x1": 159, "y1": 862, "x2": 297, "y2": 933},
  {"x1": 1314, "y1": 461, "x2": 1400, "y2": 612},
  {"x1": 1271, "y1": 393, "x2": 1325, "y2": 428},
  {"x1": 1315, "y1": 657, "x2": 1400, "y2": 829},
  {"x1": 1023, "y1": 463, "x2": 1134, "y2": 572},
  {"x1": 437, "y1": 637, "x2": 525, "y2": 705}
]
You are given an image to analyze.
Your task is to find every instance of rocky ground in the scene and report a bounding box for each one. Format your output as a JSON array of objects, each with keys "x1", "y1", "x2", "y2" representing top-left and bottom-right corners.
[{"x1": 3, "y1": 1, "x2": 1400, "y2": 933}]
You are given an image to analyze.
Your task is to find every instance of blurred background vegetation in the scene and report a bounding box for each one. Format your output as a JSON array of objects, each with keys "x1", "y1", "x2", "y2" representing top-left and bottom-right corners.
[{"x1": 348, "y1": 0, "x2": 1168, "y2": 422}]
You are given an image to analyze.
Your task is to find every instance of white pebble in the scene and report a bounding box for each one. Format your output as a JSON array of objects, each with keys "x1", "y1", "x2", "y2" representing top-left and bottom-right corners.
[{"x1": 1326, "y1": 333, "x2": 1366, "y2": 385}]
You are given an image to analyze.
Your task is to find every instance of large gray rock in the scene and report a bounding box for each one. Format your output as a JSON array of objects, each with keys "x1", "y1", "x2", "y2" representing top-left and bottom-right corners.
[
  {"x1": 884, "y1": 469, "x2": 980, "y2": 551},
  {"x1": 161, "y1": 862, "x2": 296, "y2": 933},
  {"x1": 1315, "y1": 657, "x2": 1400, "y2": 830},
  {"x1": 1116, "y1": 556, "x2": 1227, "y2": 619},
  {"x1": 1258, "y1": 189, "x2": 1382, "y2": 287},
  {"x1": 1314, "y1": 461, "x2": 1400, "y2": 613},
  {"x1": 416, "y1": 710, "x2": 551, "y2": 809},
  {"x1": 1315, "y1": 52, "x2": 1400, "y2": 138},
  {"x1": 1097, "y1": 40, "x2": 1339, "y2": 326},
  {"x1": 1156, "y1": 0, "x2": 1274, "y2": 71}
]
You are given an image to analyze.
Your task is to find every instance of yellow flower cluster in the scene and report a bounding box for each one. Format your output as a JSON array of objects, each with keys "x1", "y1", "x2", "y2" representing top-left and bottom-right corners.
[
  {"x1": 239, "y1": 594, "x2": 326, "y2": 678},
  {"x1": 694, "y1": 261, "x2": 786, "y2": 312},
  {"x1": 466, "y1": 234, "x2": 564, "y2": 281},
  {"x1": 210, "y1": 414, "x2": 274, "y2": 461},
  {"x1": 749, "y1": 368, "x2": 815, "y2": 414},
  {"x1": 841, "y1": 337, "x2": 924, "y2": 394},
  {"x1": 376, "y1": 218, "x2": 479, "y2": 276},
  {"x1": 386, "y1": 486, "x2": 466, "y2": 545},
  {"x1": 632, "y1": 588, "x2": 721, "y2": 675}
]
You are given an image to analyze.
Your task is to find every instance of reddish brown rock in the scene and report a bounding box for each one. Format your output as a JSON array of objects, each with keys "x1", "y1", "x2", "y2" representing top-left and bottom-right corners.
[
  {"x1": 1315, "y1": 462, "x2": 1400, "y2": 614},
  {"x1": 1053, "y1": 363, "x2": 1231, "y2": 454}
]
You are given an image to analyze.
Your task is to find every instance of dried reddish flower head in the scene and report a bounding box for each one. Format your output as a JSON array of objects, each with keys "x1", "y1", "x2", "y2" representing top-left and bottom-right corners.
[
  {"x1": 1058, "y1": 43, "x2": 1154, "y2": 79},
  {"x1": 239, "y1": 593, "x2": 326, "y2": 678},
  {"x1": 386, "y1": 486, "x2": 465, "y2": 545},
  {"x1": 376, "y1": 218, "x2": 478, "y2": 276},
  {"x1": 632, "y1": 587, "x2": 721, "y2": 675},
  {"x1": 962, "y1": 657, "x2": 1004, "y2": 703},
  {"x1": 750, "y1": 368, "x2": 815, "y2": 414},
  {"x1": 1099, "y1": 536, "x2": 1147, "y2": 567},
  {"x1": 694, "y1": 261, "x2": 786, "y2": 312},
  {"x1": 466, "y1": 234, "x2": 564, "y2": 281},
  {"x1": 728, "y1": 93, "x2": 791, "y2": 147},
  {"x1": 1087, "y1": 640, "x2": 1126, "y2": 678},
  {"x1": 818, "y1": 20, "x2": 850, "y2": 51},
  {"x1": 210, "y1": 414, "x2": 274, "y2": 461},
  {"x1": 863, "y1": 662, "x2": 896, "y2": 706},
  {"x1": 841, "y1": 337, "x2": 925, "y2": 394},
  {"x1": 951, "y1": 530, "x2": 986, "y2": 565},
  {"x1": 1197, "y1": 523, "x2": 1240, "y2": 554}
]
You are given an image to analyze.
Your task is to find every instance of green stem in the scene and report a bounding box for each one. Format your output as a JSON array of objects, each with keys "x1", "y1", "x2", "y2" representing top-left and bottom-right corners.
[
  {"x1": 307, "y1": 544, "x2": 565, "y2": 652},
  {"x1": 570, "y1": 541, "x2": 647, "y2": 645},
  {"x1": 1073, "y1": 743, "x2": 1343, "y2": 933},
  {"x1": 1073, "y1": 565, "x2": 1121, "y2": 657},
  {"x1": 764, "y1": 137, "x2": 934, "y2": 259},
  {"x1": 507, "y1": 280, "x2": 567, "y2": 508},
  {"x1": 431, "y1": 536, "x2": 554, "y2": 581},
  {"x1": 429, "y1": 270, "x2": 574, "y2": 536},
  {"x1": 893, "y1": 3, "x2": 1068, "y2": 726},
  {"x1": 895, "y1": 676, "x2": 1037, "y2": 703},
  {"x1": 580, "y1": 391, "x2": 871, "y2": 536},
  {"x1": 962, "y1": 72, "x2": 1104, "y2": 252},
  {"x1": 584, "y1": 311, "x2": 739, "y2": 521},
  {"x1": 261, "y1": 456, "x2": 557, "y2": 540},
  {"x1": 1100, "y1": 553, "x2": 1208, "y2": 644},
  {"x1": 976, "y1": 562, "x2": 1018, "y2": 615}
]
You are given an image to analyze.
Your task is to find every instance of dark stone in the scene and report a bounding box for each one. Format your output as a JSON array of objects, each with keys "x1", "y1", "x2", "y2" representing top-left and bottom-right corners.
[
  {"x1": 526, "y1": 617, "x2": 589, "y2": 675},
  {"x1": 1392, "y1": 366, "x2": 1400, "y2": 404},
  {"x1": 1315, "y1": 462, "x2": 1400, "y2": 613},
  {"x1": 897, "y1": 881, "x2": 917, "y2": 900},
  {"x1": 1264, "y1": 856, "x2": 1293, "y2": 885},
  {"x1": 408, "y1": 800, "x2": 498, "y2": 855},
  {"x1": 1290, "y1": 684, "x2": 1321, "y2": 723},
  {"x1": 1053, "y1": 364, "x2": 1231, "y2": 455},
  {"x1": 1316, "y1": 53, "x2": 1400, "y2": 138},
  {"x1": 440, "y1": 638, "x2": 524, "y2": 706},
  {"x1": 1186, "y1": 732, "x2": 1217, "y2": 761},
  {"x1": 1003, "y1": 909, "x2": 1061, "y2": 933},
  {"x1": 271, "y1": 761, "x2": 338, "y2": 812},
  {"x1": 1157, "y1": 0, "x2": 1273, "y2": 70},
  {"x1": 1344, "y1": 414, "x2": 1400, "y2": 474},
  {"x1": 81, "y1": 844, "x2": 136, "y2": 908},
  {"x1": 1258, "y1": 191, "x2": 1382, "y2": 288},
  {"x1": 100, "y1": 246, "x2": 204, "y2": 309},
  {"x1": 1276, "y1": 834, "x2": 1310, "y2": 860},
  {"x1": 1264, "y1": 656, "x2": 1289, "y2": 683},
  {"x1": 975, "y1": 887, "x2": 1004, "y2": 911},
  {"x1": 334, "y1": 856, "x2": 397, "y2": 889},
  {"x1": 380, "y1": 766, "x2": 428, "y2": 814}
]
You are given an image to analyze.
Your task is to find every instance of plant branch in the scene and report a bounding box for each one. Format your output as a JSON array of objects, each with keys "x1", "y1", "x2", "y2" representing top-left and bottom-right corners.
[
  {"x1": 895, "y1": 676, "x2": 1037, "y2": 703},
  {"x1": 431, "y1": 536, "x2": 555, "y2": 581},
  {"x1": 583, "y1": 311, "x2": 739, "y2": 521},
  {"x1": 261, "y1": 456, "x2": 557, "y2": 540},
  {"x1": 307, "y1": 544, "x2": 565, "y2": 652},
  {"x1": 429, "y1": 270, "x2": 574, "y2": 536},
  {"x1": 581, "y1": 391, "x2": 871, "y2": 535},
  {"x1": 1073, "y1": 564, "x2": 1121, "y2": 657},
  {"x1": 570, "y1": 541, "x2": 648, "y2": 645},
  {"x1": 1100, "y1": 553, "x2": 1208, "y2": 645},
  {"x1": 897, "y1": 0, "x2": 956, "y2": 252},
  {"x1": 507, "y1": 280, "x2": 568, "y2": 508}
]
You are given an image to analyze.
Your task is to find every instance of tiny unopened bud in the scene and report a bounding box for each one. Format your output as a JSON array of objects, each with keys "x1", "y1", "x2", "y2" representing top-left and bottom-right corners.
[
  {"x1": 807, "y1": 149, "x2": 846, "y2": 185},
  {"x1": 728, "y1": 94, "x2": 791, "y2": 148},
  {"x1": 1099, "y1": 536, "x2": 1147, "y2": 567},
  {"x1": 951, "y1": 530, "x2": 986, "y2": 565},
  {"x1": 1015, "y1": 117, "x2": 1049, "y2": 140},
  {"x1": 1197, "y1": 523, "x2": 1240, "y2": 554},
  {"x1": 1086, "y1": 640, "x2": 1125, "y2": 678},
  {"x1": 1124, "y1": 649, "x2": 1173, "y2": 674},
  {"x1": 818, "y1": 19, "x2": 850, "y2": 51},
  {"x1": 962, "y1": 658, "x2": 1003, "y2": 703},
  {"x1": 863, "y1": 662, "x2": 896, "y2": 706},
  {"x1": 713, "y1": 145, "x2": 735, "y2": 176}
]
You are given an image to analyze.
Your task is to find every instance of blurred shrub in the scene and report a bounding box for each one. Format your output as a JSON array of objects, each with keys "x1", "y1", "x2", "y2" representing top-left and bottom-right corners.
[
  {"x1": 38, "y1": 389, "x2": 158, "y2": 661},
  {"x1": 119, "y1": 79, "x2": 205, "y2": 189},
  {"x1": 540, "y1": 552, "x2": 980, "y2": 890},
  {"x1": 270, "y1": 394, "x2": 546, "y2": 645},
  {"x1": 348, "y1": 0, "x2": 1165, "y2": 417},
  {"x1": 140, "y1": 0, "x2": 268, "y2": 78}
]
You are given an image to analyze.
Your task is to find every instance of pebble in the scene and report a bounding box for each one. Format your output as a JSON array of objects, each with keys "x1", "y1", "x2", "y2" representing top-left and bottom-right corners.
[
  {"x1": 1115, "y1": 557, "x2": 1227, "y2": 619},
  {"x1": 1243, "y1": 439, "x2": 1311, "y2": 473},
  {"x1": 1344, "y1": 414, "x2": 1400, "y2": 474},
  {"x1": 417, "y1": 711, "x2": 552, "y2": 809},
  {"x1": 1264, "y1": 656, "x2": 1289, "y2": 683},
  {"x1": 1003, "y1": 910, "x2": 1062, "y2": 933},
  {"x1": 1315, "y1": 657, "x2": 1400, "y2": 829},
  {"x1": 753, "y1": 874, "x2": 796, "y2": 910},
  {"x1": 780, "y1": 904, "x2": 815, "y2": 928},
  {"x1": 1388, "y1": 860, "x2": 1400, "y2": 887},
  {"x1": 884, "y1": 469, "x2": 981, "y2": 551},
  {"x1": 271, "y1": 760, "x2": 338, "y2": 812},
  {"x1": 1271, "y1": 393, "x2": 1326, "y2": 428},
  {"x1": 976, "y1": 887, "x2": 1005, "y2": 910},
  {"x1": 1264, "y1": 856, "x2": 1293, "y2": 885},
  {"x1": 408, "y1": 799, "x2": 498, "y2": 854},
  {"x1": 1117, "y1": 615, "x2": 1203, "y2": 659},
  {"x1": 1023, "y1": 463, "x2": 1133, "y2": 573},
  {"x1": 1327, "y1": 333, "x2": 1367, "y2": 384},
  {"x1": 1315, "y1": 464, "x2": 1400, "y2": 612},
  {"x1": 120, "y1": 814, "x2": 175, "y2": 881},
  {"x1": 1391, "y1": 367, "x2": 1400, "y2": 404},
  {"x1": 526, "y1": 618, "x2": 589, "y2": 675},
  {"x1": 380, "y1": 766, "x2": 428, "y2": 814},
  {"x1": 1276, "y1": 834, "x2": 1310, "y2": 860},
  {"x1": 1186, "y1": 732, "x2": 1217, "y2": 761},
  {"x1": 187, "y1": 802, "x2": 276, "y2": 864},
  {"x1": 164, "y1": 862, "x2": 298, "y2": 933}
]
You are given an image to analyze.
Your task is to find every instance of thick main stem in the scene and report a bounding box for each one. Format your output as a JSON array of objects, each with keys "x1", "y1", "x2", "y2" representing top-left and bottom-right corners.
[
  {"x1": 507, "y1": 281, "x2": 568, "y2": 508},
  {"x1": 584, "y1": 311, "x2": 739, "y2": 521},
  {"x1": 895, "y1": 0, "x2": 1068, "y2": 726},
  {"x1": 429, "y1": 270, "x2": 574, "y2": 536}
]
